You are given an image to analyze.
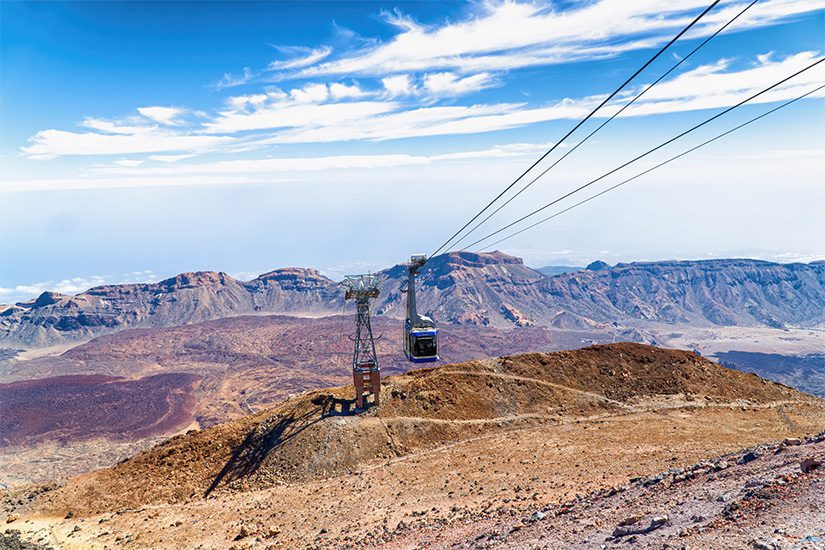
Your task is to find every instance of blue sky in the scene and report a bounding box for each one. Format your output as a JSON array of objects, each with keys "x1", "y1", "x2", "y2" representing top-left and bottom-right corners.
[{"x1": 1, "y1": 0, "x2": 824, "y2": 302}]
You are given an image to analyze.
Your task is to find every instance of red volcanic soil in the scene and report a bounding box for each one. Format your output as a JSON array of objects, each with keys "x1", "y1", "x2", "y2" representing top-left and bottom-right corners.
[
  {"x1": 2, "y1": 315, "x2": 634, "y2": 431},
  {"x1": 0, "y1": 373, "x2": 199, "y2": 447}
]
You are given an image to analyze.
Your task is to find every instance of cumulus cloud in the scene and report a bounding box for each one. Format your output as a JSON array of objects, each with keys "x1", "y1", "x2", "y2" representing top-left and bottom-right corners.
[
  {"x1": 202, "y1": 52, "x2": 823, "y2": 146},
  {"x1": 289, "y1": 82, "x2": 331, "y2": 103},
  {"x1": 329, "y1": 82, "x2": 364, "y2": 99},
  {"x1": 381, "y1": 74, "x2": 414, "y2": 96},
  {"x1": 16, "y1": 0, "x2": 825, "y2": 164}
]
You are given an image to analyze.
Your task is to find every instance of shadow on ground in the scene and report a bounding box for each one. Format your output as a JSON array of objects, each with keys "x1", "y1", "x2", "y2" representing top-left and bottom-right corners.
[{"x1": 204, "y1": 394, "x2": 373, "y2": 497}]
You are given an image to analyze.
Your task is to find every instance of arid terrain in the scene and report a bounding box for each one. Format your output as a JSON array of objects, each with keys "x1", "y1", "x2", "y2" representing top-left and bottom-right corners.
[
  {"x1": 3, "y1": 344, "x2": 824, "y2": 549},
  {"x1": 0, "y1": 373, "x2": 198, "y2": 447},
  {"x1": 381, "y1": 432, "x2": 825, "y2": 549},
  {"x1": 1, "y1": 253, "x2": 823, "y2": 548},
  {"x1": 3, "y1": 312, "x2": 824, "y2": 490},
  {"x1": 0, "y1": 314, "x2": 628, "y2": 487}
]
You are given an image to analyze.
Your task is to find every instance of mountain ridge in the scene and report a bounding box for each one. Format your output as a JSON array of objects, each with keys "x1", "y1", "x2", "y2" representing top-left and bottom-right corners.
[{"x1": 2, "y1": 252, "x2": 824, "y2": 347}]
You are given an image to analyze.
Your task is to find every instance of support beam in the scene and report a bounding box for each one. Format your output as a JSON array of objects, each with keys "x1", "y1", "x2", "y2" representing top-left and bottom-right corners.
[{"x1": 341, "y1": 274, "x2": 381, "y2": 411}]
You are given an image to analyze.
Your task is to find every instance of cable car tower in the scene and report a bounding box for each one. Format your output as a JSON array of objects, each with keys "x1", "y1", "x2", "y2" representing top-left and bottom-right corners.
[
  {"x1": 404, "y1": 255, "x2": 439, "y2": 363},
  {"x1": 341, "y1": 274, "x2": 381, "y2": 410}
]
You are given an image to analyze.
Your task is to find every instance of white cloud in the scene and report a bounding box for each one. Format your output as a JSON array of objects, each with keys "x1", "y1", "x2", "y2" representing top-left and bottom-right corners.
[
  {"x1": 147, "y1": 153, "x2": 198, "y2": 163},
  {"x1": 16, "y1": 0, "x2": 825, "y2": 163},
  {"x1": 211, "y1": 67, "x2": 256, "y2": 89},
  {"x1": 423, "y1": 72, "x2": 496, "y2": 96},
  {"x1": 21, "y1": 50, "x2": 824, "y2": 160},
  {"x1": 0, "y1": 276, "x2": 107, "y2": 301},
  {"x1": 203, "y1": 99, "x2": 397, "y2": 134},
  {"x1": 81, "y1": 117, "x2": 155, "y2": 135},
  {"x1": 7, "y1": 141, "x2": 550, "y2": 191},
  {"x1": 267, "y1": 46, "x2": 332, "y2": 71},
  {"x1": 113, "y1": 159, "x2": 144, "y2": 167},
  {"x1": 225, "y1": 52, "x2": 825, "y2": 145},
  {"x1": 90, "y1": 144, "x2": 545, "y2": 177},
  {"x1": 297, "y1": 0, "x2": 825, "y2": 77},
  {"x1": 615, "y1": 50, "x2": 825, "y2": 117},
  {"x1": 1, "y1": 174, "x2": 262, "y2": 192},
  {"x1": 6, "y1": 123, "x2": 824, "y2": 196},
  {"x1": 22, "y1": 52, "x2": 825, "y2": 161},
  {"x1": 382, "y1": 74, "x2": 414, "y2": 96},
  {"x1": 137, "y1": 106, "x2": 186, "y2": 125},
  {"x1": 0, "y1": 272, "x2": 161, "y2": 304},
  {"x1": 22, "y1": 128, "x2": 235, "y2": 159},
  {"x1": 329, "y1": 82, "x2": 364, "y2": 99},
  {"x1": 289, "y1": 82, "x2": 330, "y2": 103}
]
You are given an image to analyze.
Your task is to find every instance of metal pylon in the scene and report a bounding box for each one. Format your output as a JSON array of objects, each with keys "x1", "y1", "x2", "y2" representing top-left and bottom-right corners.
[{"x1": 341, "y1": 274, "x2": 381, "y2": 409}]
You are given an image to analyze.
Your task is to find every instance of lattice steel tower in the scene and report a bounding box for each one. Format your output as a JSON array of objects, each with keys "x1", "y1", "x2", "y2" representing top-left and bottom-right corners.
[{"x1": 341, "y1": 274, "x2": 381, "y2": 409}]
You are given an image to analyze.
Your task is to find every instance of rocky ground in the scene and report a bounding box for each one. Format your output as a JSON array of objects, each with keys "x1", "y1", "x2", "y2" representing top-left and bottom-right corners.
[
  {"x1": 380, "y1": 433, "x2": 825, "y2": 549},
  {"x1": 1, "y1": 344, "x2": 823, "y2": 549}
]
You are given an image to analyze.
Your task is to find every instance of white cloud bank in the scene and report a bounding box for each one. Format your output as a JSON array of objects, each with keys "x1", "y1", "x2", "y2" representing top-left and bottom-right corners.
[
  {"x1": 17, "y1": 50, "x2": 825, "y2": 161},
  {"x1": 0, "y1": 271, "x2": 159, "y2": 303},
  {"x1": 294, "y1": 0, "x2": 825, "y2": 77},
  {"x1": 12, "y1": 1, "x2": 825, "y2": 171}
]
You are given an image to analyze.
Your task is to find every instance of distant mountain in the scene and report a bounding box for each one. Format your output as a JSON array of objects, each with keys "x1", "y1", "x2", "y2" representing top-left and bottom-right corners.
[
  {"x1": 543, "y1": 258, "x2": 825, "y2": 328},
  {"x1": 536, "y1": 265, "x2": 583, "y2": 277},
  {"x1": 0, "y1": 269, "x2": 341, "y2": 348},
  {"x1": 2, "y1": 252, "x2": 824, "y2": 348}
]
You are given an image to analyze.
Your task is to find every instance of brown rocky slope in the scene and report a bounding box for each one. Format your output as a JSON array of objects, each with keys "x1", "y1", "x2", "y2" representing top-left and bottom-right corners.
[{"x1": 22, "y1": 344, "x2": 823, "y2": 525}]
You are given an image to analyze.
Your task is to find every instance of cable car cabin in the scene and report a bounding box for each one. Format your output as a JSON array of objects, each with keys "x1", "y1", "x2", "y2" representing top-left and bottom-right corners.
[
  {"x1": 404, "y1": 321, "x2": 438, "y2": 363},
  {"x1": 404, "y1": 254, "x2": 439, "y2": 363}
]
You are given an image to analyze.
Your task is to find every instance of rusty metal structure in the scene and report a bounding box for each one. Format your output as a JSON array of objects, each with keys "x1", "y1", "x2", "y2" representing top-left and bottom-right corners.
[{"x1": 341, "y1": 274, "x2": 381, "y2": 410}]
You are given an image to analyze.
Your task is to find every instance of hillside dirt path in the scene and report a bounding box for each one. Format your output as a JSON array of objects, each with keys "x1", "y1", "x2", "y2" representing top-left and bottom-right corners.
[
  {"x1": 435, "y1": 369, "x2": 633, "y2": 408},
  {"x1": 361, "y1": 397, "x2": 815, "y2": 475}
]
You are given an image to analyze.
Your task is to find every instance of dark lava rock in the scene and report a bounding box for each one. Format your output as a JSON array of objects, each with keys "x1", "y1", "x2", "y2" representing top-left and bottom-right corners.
[
  {"x1": 801, "y1": 456, "x2": 822, "y2": 473},
  {"x1": 739, "y1": 451, "x2": 760, "y2": 465},
  {"x1": 0, "y1": 529, "x2": 55, "y2": 549}
]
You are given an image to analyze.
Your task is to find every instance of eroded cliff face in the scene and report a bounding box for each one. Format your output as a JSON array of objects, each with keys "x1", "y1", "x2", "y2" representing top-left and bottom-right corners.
[
  {"x1": 539, "y1": 259, "x2": 825, "y2": 327},
  {"x1": 375, "y1": 253, "x2": 825, "y2": 330},
  {"x1": 0, "y1": 268, "x2": 342, "y2": 348},
  {"x1": 2, "y1": 253, "x2": 823, "y2": 348},
  {"x1": 374, "y1": 251, "x2": 555, "y2": 328}
]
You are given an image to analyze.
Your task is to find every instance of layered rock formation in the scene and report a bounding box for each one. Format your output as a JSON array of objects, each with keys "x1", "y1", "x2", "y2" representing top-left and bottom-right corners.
[{"x1": 2, "y1": 253, "x2": 823, "y2": 348}]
